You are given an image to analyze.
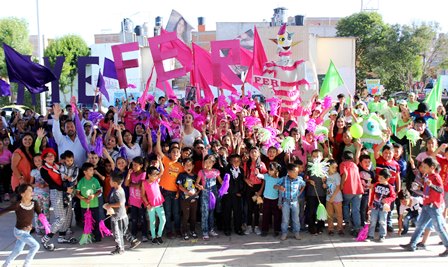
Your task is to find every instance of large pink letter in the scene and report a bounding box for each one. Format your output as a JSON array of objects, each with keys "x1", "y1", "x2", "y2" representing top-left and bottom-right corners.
[
  {"x1": 111, "y1": 42, "x2": 139, "y2": 89},
  {"x1": 211, "y1": 40, "x2": 241, "y2": 87},
  {"x1": 148, "y1": 32, "x2": 188, "y2": 82}
]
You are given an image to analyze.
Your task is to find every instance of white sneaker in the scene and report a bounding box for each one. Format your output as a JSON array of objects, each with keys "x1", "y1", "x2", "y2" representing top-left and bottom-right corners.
[
  {"x1": 254, "y1": 226, "x2": 262, "y2": 235},
  {"x1": 209, "y1": 229, "x2": 219, "y2": 237},
  {"x1": 244, "y1": 226, "x2": 253, "y2": 235}
]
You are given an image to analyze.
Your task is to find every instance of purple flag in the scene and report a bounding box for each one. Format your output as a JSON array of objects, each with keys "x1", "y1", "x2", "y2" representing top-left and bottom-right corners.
[
  {"x1": 3, "y1": 43, "x2": 56, "y2": 94},
  {"x1": 0, "y1": 79, "x2": 11, "y2": 96},
  {"x1": 97, "y1": 70, "x2": 109, "y2": 101},
  {"x1": 103, "y1": 58, "x2": 117, "y2": 79}
]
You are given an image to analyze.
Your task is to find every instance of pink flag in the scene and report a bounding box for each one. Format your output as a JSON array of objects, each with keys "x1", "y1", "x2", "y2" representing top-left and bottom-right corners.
[
  {"x1": 192, "y1": 43, "x2": 237, "y2": 94},
  {"x1": 246, "y1": 26, "x2": 268, "y2": 87},
  {"x1": 211, "y1": 40, "x2": 241, "y2": 87},
  {"x1": 138, "y1": 66, "x2": 155, "y2": 108}
]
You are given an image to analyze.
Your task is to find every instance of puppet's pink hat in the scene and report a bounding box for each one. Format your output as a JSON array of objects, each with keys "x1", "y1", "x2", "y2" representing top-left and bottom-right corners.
[{"x1": 278, "y1": 23, "x2": 287, "y2": 35}]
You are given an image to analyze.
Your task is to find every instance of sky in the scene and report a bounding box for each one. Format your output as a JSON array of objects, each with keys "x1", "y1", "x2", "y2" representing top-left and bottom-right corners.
[{"x1": 1, "y1": 0, "x2": 447, "y2": 45}]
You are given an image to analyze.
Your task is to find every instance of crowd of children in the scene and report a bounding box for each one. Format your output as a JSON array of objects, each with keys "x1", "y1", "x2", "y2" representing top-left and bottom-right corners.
[{"x1": 3, "y1": 91, "x2": 448, "y2": 266}]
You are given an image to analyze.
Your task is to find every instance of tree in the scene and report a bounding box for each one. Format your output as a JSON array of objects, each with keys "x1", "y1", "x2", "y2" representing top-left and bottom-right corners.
[
  {"x1": 337, "y1": 13, "x2": 448, "y2": 95},
  {"x1": 44, "y1": 35, "x2": 90, "y2": 102},
  {"x1": 0, "y1": 17, "x2": 34, "y2": 107},
  {"x1": 336, "y1": 12, "x2": 389, "y2": 90},
  {"x1": 367, "y1": 24, "x2": 434, "y2": 94}
]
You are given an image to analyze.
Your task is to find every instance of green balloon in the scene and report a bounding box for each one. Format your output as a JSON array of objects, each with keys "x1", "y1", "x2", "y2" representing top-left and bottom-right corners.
[{"x1": 350, "y1": 123, "x2": 363, "y2": 139}]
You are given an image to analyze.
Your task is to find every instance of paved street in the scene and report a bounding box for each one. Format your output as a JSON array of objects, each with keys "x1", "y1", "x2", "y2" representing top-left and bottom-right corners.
[{"x1": 1, "y1": 208, "x2": 448, "y2": 267}]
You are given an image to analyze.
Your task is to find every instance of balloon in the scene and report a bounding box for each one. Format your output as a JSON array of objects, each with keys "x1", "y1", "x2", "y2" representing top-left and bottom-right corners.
[{"x1": 350, "y1": 123, "x2": 364, "y2": 139}]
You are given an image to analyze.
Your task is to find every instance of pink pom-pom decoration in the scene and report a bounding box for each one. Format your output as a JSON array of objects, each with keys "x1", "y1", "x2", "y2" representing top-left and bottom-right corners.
[
  {"x1": 159, "y1": 120, "x2": 173, "y2": 133},
  {"x1": 147, "y1": 94, "x2": 155, "y2": 103},
  {"x1": 225, "y1": 107, "x2": 237, "y2": 120},
  {"x1": 198, "y1": 98, "x2": 212, "y2": 107},
  {"x1": 229, "y1": 94, "x2": 238, "y2": 104},
  {"x1": 356, "y1": 224, "x2": 370, "y2": 241},
  {"x1": 244, "y1": 116, "x2": 261, "y2": 129},
  {"x1": 307, "y1": 119, "x2": 317, "y2": 133},
  {"x1": 83, "y1": 208, "x2": 95, "y2": 234},
  {"x1": 170, "y1": 105, "x2": 183, "y2": 121},
  {"x1": 99, "y1": 220, "x2": 113, "y2": 238},
  {"x1": 323, "y1": 96, "x2": 333, "y2": 110},
  {"x1": 38, "y1": 213, "x2": 51, "y2": 235},
  {"x1": 266, "y1": 98, "x2": 282, "y2": 116},
  {"x1": 217, "y1": 95, "x2": 227, "y2": 109},
  {"x1": 127, "y1": 83, "x2": 137, "y2": 89}
]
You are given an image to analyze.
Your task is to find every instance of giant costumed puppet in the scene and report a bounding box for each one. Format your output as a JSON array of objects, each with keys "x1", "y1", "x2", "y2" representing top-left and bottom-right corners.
[{"x1": 260, "y1": 24, "x2": 318, "y2": 134}]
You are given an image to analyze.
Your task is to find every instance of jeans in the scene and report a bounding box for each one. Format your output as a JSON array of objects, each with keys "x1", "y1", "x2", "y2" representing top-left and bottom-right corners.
[
  {"x1": 402, "y1": 210, "x2": 419, "y2": 235},
  {"x1": 360, "y1": 193, "x2": 369, "y2": 226},
  {"x1": 368, "y1": 209, "x2": 387, "y2": 238},
  {"x1": 148, "y1": 205, "x2": 166, "y2": 238},
  {"x1": 281, "y1": 201, "x2": 300, "y2": 234},
  {"x1": 201, "y1": 189, "x2": 217, "y2": 234},
  {"x1": 3, "y1": 227, "x2": 40, "y2": 267},
  {"x1": 130, "y1": 205, "x2": 148, "y2": 238},
  {"x1": 410, "y1": 205, "x2": 448, "y2": 248},
  {"x1": 343, "y1": 194, "x2": 362, "y2": 230},
  {"x1": 161, "y1": 189, "x2": 180, "y2": 233}
]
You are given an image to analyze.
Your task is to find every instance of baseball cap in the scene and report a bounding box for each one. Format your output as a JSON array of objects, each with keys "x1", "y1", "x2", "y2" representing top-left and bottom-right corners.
[{"x1": 330, "y1": 110, "x2": 338, "y2": 116}]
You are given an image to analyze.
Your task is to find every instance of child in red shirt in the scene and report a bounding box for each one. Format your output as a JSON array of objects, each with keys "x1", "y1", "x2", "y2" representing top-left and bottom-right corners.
[
  {"x1": 401, "y1": 157, "x2": 448, "y2": 257},
  {"x1": 374, "y1": 140, "x2": 401, "y2": 233}
]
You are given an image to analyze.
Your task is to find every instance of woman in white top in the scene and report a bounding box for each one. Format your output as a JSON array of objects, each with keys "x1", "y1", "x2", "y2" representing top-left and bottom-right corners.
[
  {"x1": 116, "y1": 127, "x2": 142, "y2": 162},
  {"x1": 181, "y1": 113, "x2": 202, "y2": 148}
]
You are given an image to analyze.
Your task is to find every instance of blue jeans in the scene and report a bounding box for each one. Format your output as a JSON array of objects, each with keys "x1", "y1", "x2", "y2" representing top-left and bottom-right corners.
[
  {"x1": 402, "y1": 210, "x2": 419, "y2": 235},
  {"x1": 343, "y1": 194, "x2": 362, "y2": 230},
  {"x1": 410, "y1": 205, "x2": 448, "y2": 248},
  {"x1": 281, "y1": 201, "x2": 300, "y2": 234},
  {"x1": 360, "y1": 194, "x2": 369, "y2": 226},
  {"x1": 4, "y1": 227, "x2": 40, "y2": 266},
  {"x1": 201, "y1": 189, "x2": 217, "y2": 234},
  {"x1": 161, "y1": 189, "x2": 180, "y2": 233},
  {"x1": 368, "y1": 209, "x2": 387, "y2": 238}
]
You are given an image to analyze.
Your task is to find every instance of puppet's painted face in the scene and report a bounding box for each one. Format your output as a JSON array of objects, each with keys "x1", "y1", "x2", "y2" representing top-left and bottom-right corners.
[
  {"x1": 360, "y1": 113, "x2": 387, "y2": 144},
  {"x1": 277, "y1": 32, "x2": 293, "y2": 52}
]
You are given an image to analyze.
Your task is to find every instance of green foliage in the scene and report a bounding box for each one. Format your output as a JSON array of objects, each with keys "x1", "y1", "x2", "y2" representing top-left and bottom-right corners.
[
  {"x1": 44, "y1": 35, "x2": 90, "y2": 96},
  {"x1": 0, "y1": 17, "x2": 33, "y2": 106},
  {"x1": 337, "y1": 12, "x2": 448, "y2": 95}
]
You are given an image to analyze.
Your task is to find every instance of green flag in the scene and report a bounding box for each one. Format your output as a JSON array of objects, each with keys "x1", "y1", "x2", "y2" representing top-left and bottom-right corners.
[
  {"x1": 319, "y1": 60, "x2": 344, "y2": 99},
  {"x1": 425, "y1": 77, "x2": 442, "y2": 135}
]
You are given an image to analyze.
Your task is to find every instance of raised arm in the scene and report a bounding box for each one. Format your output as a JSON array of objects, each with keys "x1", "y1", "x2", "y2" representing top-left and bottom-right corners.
[
  {"x1": 115, "y1": 124, "x2": 124, "y2": 147},
  {"x1": 154, "y1": 128, "x2": 164, "y2": 159},
  {"x1": 51, "y1": 104, "x2": 64, "y2": 145}
]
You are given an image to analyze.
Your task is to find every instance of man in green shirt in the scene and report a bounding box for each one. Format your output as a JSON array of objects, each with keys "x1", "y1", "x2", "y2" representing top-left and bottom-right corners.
[
  {"x1": 407, "y1": 92, "x2": 419, "y2": 112},
  {"x1": 368, "y1": 94, "x2": 382, "y2": 113},
  {"x1": 76, "y1": 162, "x2": 103, "y2": 242}
]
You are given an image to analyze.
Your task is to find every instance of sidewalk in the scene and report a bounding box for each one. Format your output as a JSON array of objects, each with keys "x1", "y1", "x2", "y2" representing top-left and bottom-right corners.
[{"x1": 1, "y1": 210, "x2": 448, "y2": 267}]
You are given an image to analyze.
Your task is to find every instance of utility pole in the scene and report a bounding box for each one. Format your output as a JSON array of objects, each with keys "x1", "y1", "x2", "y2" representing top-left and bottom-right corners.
[{"x1": 36, "y1": 0, "x2": 46, "y2": 115}]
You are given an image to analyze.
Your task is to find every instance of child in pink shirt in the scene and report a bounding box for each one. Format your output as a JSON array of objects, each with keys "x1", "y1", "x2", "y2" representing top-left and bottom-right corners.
[
  {"x1": 142, "y1": 166, "x2": 166, "y2": 244},
  {"x1": 124, "y1": 156, "x2": 148, "y2": 241}
]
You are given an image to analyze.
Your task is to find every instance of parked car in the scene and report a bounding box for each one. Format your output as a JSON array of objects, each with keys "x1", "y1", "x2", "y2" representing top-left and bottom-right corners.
[{"x1": 0, "y1": 105, "x2": 40, "y2": 121}]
